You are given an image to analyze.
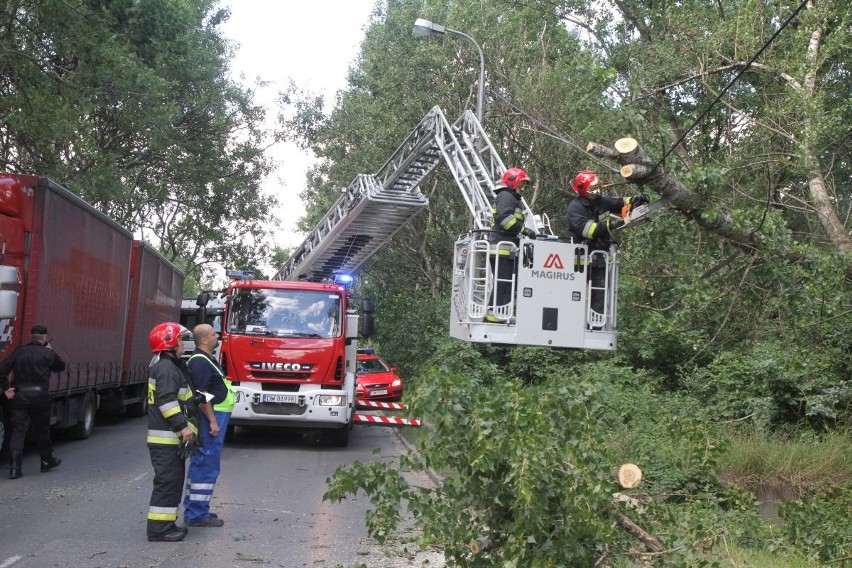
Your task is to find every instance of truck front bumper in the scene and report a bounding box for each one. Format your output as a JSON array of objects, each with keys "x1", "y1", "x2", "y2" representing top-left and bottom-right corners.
[{"x1": 229, "y1": 383, "x2": 352, "y2": 429}]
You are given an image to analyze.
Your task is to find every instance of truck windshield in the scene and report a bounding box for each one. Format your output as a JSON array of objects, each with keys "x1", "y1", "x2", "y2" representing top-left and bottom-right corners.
[{"x1": 228, "y1": 288, "x2": 342, "y2": 338}]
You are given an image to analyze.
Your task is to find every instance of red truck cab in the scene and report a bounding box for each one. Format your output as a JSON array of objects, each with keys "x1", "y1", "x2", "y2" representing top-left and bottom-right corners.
[{"x1": 222, "y1": 278, "x2": 369, "y2": 446}]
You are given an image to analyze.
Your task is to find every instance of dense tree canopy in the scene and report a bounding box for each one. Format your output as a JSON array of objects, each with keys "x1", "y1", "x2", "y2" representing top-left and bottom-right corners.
[
  {"x1": 296, "y1": 1, "x2": 850, "y2": 563},
  {"x1": 0, "y1": 0, "x2": 276, "y2": 284},
  {"x1": 282, "y1": 0, "x2": 850, "y2": 427}
]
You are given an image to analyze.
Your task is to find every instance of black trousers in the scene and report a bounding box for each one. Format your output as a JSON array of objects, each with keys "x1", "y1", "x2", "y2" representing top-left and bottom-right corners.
[
  {"x1": 147, "y1": 444, "x2": 186, "y2": 536},
  {"x1": 489, "y1": 253, "x2": 518, "y2": 309},
  {"x1": 9, "y1": 407, "x2": 52, "y2": 457},
  {"x1": 589, "y1": 263, "x2": 607, "y2": 316}
]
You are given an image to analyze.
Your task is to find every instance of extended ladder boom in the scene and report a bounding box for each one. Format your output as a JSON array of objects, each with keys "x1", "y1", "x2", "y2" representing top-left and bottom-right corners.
[{"x1": 274, "y1": 107, "x2": 537, "y2": 282}]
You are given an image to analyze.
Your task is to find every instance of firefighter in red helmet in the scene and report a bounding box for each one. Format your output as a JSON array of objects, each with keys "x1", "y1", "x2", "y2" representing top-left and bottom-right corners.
[
  {"x1": 566, "y1": 170, "x2": 648, "y2": 320},
  {"x1": 486, "y1": 167, "x2": 537, "y2": 323},
  {"x1": 145, "y1": 322, "x2": 198, "y2": 542}
]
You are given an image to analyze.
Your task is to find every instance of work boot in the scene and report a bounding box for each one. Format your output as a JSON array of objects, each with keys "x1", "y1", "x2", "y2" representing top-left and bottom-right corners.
[
  {"x1": 483, "y1": 312, "x2": 504, "y2": 323},
  {"x1": 185, "y1": 515, "x2": 224, "y2": 527},
  {"x1": 40, "y1": 455, "x2": 61, "y2": 472},
  {"x1": 9, "y1": 453, "x2": 22, "y2": 479},
  {"x1": 147, "y1": 526, "x2": 188, "y2": 542}
]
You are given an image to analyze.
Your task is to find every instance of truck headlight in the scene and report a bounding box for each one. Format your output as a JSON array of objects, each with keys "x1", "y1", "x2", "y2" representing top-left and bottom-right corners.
[{"x1": 318, "y1": 394, "x2": 346, "y2": 406}]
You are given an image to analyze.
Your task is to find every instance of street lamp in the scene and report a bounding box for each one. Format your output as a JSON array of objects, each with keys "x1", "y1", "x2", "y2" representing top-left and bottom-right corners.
[{"x1": 413, "y1": 18, "x2": 485, "y2": 126}]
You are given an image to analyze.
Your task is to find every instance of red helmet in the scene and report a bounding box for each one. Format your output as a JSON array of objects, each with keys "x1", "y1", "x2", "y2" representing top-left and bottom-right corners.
[
  {"x1": 501, "y1": 168, "x2": 531, "y2": 190},
  {"x1": 570, "y1": 170, "x2": 601, "y2": 197},
  {"x1": 148, "y1": 322, "x2": 188, "y2": 353}
]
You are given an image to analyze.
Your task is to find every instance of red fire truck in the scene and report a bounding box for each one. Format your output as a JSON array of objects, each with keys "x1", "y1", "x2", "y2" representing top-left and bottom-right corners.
[{"x1": 0, "y1": 173, "x2": 183, "y2": 441}]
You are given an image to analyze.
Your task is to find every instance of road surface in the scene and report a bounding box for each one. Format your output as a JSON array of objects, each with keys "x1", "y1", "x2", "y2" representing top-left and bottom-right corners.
[{"x1": 0, "y1": 415, "x2": 441, "y2": 567}]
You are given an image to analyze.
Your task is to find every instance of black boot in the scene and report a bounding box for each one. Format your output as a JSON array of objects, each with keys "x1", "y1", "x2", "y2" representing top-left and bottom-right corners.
[
  {"x1": 9, "y1": 452, "x2": 22, "y2": 479},
  {"x1": 40, "y1": 455, "x2": 61, "y2": 472}
]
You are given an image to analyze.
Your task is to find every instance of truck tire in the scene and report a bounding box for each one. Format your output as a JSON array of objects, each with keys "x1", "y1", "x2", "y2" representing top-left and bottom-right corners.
[
  {"x1": 327, "y1": 423, "x2": 351, "y2": 447},
  {"x1": 69, "y1": 392, "x2": 96, "y2": 440}
]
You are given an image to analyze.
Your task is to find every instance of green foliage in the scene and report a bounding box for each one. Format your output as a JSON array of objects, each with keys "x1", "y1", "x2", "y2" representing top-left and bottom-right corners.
[
  {"x1": 327, "y1": 369, "x2": 626, "y2": 566},
  {"x1": 780, "y1": 485, "x2": 852, "y2": 565},
  {"x1": 0, "y1": 0, "x2": 276, "y2": 284}
]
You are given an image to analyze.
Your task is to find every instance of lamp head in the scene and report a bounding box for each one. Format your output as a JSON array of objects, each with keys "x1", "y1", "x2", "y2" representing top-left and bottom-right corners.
[{"x1": 413, "y1": 18, "x2": 446, "y2": 36}]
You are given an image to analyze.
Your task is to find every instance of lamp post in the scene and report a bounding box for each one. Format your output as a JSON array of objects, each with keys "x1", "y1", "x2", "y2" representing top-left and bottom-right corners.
[{"x1": 413, "y1": 18, "x2": 485, "y2": 126}]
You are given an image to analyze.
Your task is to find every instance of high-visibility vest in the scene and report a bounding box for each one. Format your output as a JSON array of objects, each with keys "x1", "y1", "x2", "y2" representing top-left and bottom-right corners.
[{"x1": 188, "y1": 353, "x2": 236, "y2": 413}]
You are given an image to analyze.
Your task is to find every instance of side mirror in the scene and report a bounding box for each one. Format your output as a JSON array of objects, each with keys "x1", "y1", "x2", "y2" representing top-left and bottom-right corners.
[
  {"x1": 360, "y1": 298, "x2": 375, "y2": 338},
  {"x1": 391, "y1": 367, "x2": 398, "y2": 374},
  {"x1": 196, "y1": 291, "x2": 210, "y2": 307},
  {"x1": 0, "y1": 265, "x2": 19, "y2": 286},
  {"x1": 0, "y1": 290, "x2": 17, "y2": 319},
  {"x1": 361, "y1": 312, "x2": 374, "y2": 339}
]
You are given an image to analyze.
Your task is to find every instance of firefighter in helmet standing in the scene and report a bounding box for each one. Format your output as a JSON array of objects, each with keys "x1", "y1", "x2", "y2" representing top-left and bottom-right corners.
[
  {"x1": 566, "y1": 170, "x2": 648, "y2": 320},
  {"x1": 486, "y1": 167, "x2": 537, "y2": 323},
  {"x1": 146, "y1": 322, "x2": 197, "y2": 542}
]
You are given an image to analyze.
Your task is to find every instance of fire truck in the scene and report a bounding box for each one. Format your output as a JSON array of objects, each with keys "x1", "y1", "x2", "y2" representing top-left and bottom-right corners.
[{"x1": 217, "y1": 107, "x2": 627, "y2": 446}]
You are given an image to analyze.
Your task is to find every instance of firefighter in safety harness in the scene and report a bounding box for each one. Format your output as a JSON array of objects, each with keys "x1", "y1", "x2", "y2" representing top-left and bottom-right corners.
[
  {"x1": 565, "y1": 170, "x2": 648, "y2": 320},
  {"x1": 486, "y1": 167, "x2": 537, "y2": 323},
  {"x1": 145, "y1": 322, "x2": 198, "y2": 542}
]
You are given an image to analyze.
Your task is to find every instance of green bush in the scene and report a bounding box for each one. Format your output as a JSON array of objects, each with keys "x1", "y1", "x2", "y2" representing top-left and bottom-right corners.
[
  {"x1": 325, "y1": 365, "x2": 737, "y2": 566},
  {"x1": 780, "y1": 484, "x2": 852, "y2": 565}
]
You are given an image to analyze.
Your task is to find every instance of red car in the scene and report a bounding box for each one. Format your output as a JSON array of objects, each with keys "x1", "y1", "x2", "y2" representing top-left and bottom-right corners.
[{"x1": 356, "y1": 350, "x2": 403, "y2": 402}]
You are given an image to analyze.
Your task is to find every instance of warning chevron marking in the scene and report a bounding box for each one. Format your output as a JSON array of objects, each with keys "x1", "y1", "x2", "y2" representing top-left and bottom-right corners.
[{"x1": 352, "y1": 414, "x2": 422, "y2": 427}]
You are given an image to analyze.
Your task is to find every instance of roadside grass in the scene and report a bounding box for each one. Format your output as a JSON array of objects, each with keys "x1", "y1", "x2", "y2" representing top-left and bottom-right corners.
[
  {"x1": 716, "y1": 427, "x2": 852, "y2": 495},
  {"x1": 611, "y1": 544, "x2": 822, "y2": 568},
  {"x1": 701, "y1": 542, "x2": 822, "y2": 568}
]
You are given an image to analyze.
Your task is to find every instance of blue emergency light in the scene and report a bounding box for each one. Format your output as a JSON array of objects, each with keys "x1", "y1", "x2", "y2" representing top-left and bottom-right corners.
[
  {"x1": 225, "y1": 269, "x2": 254, "y2": 280},
  {"x1": 335, "y1": 273, "x2": 355, "y2": 288}
]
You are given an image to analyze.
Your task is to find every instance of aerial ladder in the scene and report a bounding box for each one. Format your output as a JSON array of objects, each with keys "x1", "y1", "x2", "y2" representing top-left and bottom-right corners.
[{"x1": 275, "y1": 106, "x2": 619, "y2": 351}]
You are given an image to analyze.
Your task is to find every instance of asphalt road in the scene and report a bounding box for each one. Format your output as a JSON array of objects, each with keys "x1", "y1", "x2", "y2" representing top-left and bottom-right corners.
[{"x1": 0, "y1": 414, "x2": 432, "y2": 567}]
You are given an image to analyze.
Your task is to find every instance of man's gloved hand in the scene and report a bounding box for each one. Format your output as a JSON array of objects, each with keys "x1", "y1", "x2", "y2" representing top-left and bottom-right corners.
[
  {"x1": 522, "y1": 228, "x2": 538, "y2": 238},
  {"x1": 632, "y1": 193, "x2": 650, "y2": 206},
  {"x1": 607, "y1": 217, "x2": 625, "y2": 233},
  {"x1": 177, "y1": 437, "x2": 201, "y2": 460}
]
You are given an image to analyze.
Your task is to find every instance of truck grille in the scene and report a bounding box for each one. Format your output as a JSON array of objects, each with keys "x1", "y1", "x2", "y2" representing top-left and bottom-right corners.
[
  {"x1": 252, "y1": 402, "x2": 309, "y2": 416},
  {"x1": 252, "y1": 371, "x2": 311, "y2": 380}
]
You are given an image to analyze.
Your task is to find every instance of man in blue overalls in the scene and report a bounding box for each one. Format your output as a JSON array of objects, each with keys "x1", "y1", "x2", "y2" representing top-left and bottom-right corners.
[{"x1": 183, "y1": 323, "x2": 235, "y2": 527}]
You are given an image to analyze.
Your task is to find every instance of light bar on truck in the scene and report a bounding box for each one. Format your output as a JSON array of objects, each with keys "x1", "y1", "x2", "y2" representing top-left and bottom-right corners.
[
  {"x1": 334, "y1": 273, "x2": 354, "y2": 288},
  {"x1": 225, "y1": 269, "x2": 255, "y2": 280}
]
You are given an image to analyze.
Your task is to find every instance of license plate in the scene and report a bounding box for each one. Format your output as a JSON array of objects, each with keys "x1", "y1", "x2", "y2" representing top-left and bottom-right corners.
[
  {"x1": 370, "y1": 389, "x2": 388, "y2": 396},
  {"x1": 261, "y1": 394, "x2": 297, "y2": 404}
]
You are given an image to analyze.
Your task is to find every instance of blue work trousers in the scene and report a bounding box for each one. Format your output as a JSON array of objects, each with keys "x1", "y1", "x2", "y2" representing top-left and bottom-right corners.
[{"x1": 183, "y1": 410, "x2": 230, "y2": 522}]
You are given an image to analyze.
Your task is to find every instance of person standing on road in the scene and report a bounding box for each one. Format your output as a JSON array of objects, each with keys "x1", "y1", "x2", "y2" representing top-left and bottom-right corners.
[
  {"x1": 183, "y1": 323, "x2": 234, "y2": 528},
  {"x1": 146, "y1": 322, "x2": 197, "y2": 542},
  {"x1": 0, "y1": 324, "x2": 66, "y2": 479}
]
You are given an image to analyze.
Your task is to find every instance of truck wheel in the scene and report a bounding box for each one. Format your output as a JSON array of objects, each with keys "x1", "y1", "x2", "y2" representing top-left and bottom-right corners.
[
  {"x1": 327, "y1": 423, "x2": 351, "y2": 447},
  {"x1": 70, "y1": 393, "x2": 96, "y2": 440}
]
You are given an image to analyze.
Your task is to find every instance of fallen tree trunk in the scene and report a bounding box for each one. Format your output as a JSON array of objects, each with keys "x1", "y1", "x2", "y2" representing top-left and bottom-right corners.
[
  {"x1": 587, "y1": 138, "x2": 852, "y2": 282},
  {"x1": 589, "y1": 138, "x2": 759, "y2": 249}
]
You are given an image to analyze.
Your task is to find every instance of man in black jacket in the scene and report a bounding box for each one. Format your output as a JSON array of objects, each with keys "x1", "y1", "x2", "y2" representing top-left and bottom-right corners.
[
  {"x1": 566, "y1": 170, "x2": 647, "y2": 321},
  {"x1": 486, "y1": 168, "x2": 537, "y2": 323},
  {"x1": 0, "y1": 324, "x2": 66, "y2": 479}
]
